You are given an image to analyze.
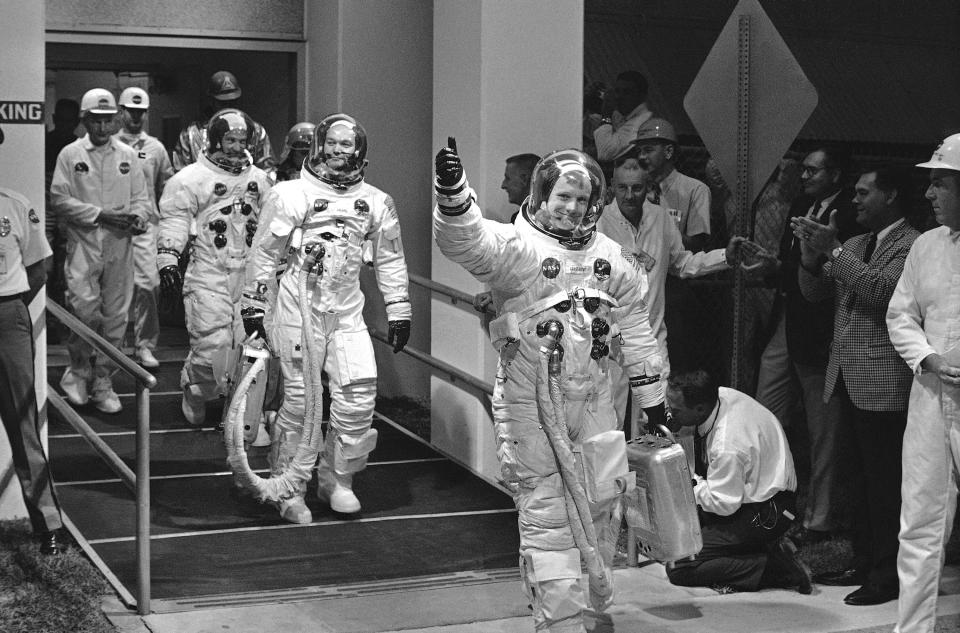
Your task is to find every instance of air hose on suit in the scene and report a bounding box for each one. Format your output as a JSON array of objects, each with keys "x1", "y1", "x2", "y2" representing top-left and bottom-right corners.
[
  {"x1": 224, "y1": 243, "x2": 326, "y2": 503},
  {"x1": 535, "y1": 321, "x2": 614, "y2": 611}
]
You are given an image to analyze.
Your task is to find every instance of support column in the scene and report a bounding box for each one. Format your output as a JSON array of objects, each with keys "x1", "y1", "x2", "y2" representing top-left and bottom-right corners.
[
  {"x1": 431, "y1": 0, "x2": 583, "y2": 480},
  {"x1": 0, "y1": 3, "x2": 47, "y2": 520},
  {"x1": 304, "y1": 1, "x2": 434, "y2": 399}
]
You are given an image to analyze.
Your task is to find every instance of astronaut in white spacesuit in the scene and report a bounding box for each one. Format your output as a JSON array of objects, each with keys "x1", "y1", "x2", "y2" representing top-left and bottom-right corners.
[
  {"x1": 242, "y1": 113, "x2": 411, "y2": 524},
  {"x1": 157, "y1": 108, "x2": 273, "y2": 426},
  {"x1": 433, "y1": 143, "x2": 665, "y2": 633}
]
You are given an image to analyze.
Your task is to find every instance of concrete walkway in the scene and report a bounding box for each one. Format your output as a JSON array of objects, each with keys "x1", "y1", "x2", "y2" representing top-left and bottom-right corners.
[{"x1": 104, "y1": 563, "x2": 960, "y2": 633}]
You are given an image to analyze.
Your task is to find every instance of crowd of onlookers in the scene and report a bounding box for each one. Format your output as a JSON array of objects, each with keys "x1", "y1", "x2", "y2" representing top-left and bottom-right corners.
[
  {"x1": 578, "y1": 70, "x2": 960, "y2": 633},
  {"x1": 489, "y1": 69, "x2": 956, "y2": 631}
]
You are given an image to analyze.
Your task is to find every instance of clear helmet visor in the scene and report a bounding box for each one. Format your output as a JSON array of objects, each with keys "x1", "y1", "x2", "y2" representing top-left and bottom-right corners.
[
  {"x1": 204, "y1": 108, "x2": 254, "y2": 173},
  {"x1": 306, "y1": 113, "x2": 368, "y2": 188},
  {"x1": 526, "y1": 149, "x2": 605, "y2": 248}
]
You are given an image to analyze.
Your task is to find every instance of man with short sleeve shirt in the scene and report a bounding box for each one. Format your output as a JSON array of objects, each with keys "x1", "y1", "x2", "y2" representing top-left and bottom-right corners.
[
  {"x1": 0, "y1": 136, "x2": 65, "y2": 554},
  {"x1": 593, "y1": 70, "x2": 653, "y2": 163}
]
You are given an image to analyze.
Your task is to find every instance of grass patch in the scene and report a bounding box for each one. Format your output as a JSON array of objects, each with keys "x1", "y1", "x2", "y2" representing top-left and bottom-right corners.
[{"x1": 0, "y1": 520, "x2": 114, "y2": 633}]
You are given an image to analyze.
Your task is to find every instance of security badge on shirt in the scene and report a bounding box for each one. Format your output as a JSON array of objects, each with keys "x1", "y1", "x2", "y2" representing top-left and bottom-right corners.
[{"x1": 0, "y1": 217, "x2": 9, "y2": 274}]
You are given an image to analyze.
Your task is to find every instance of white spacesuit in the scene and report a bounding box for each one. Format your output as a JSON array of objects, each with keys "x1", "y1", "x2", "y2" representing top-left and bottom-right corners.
[
  {"x1": 434, "y1": 146, "x2": 664, "y2": 633},
  {"x1": 242, "y1": 113, "x2": 411, "y2": 524},
  {"x1": 157, "y1": 109, "x2": 273, "y2": 425}
]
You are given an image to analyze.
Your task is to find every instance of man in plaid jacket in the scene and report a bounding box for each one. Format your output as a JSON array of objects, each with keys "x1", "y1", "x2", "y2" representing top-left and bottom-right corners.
[{"x1": 794, "y1": 165, "x2": 920, "y2": 607}]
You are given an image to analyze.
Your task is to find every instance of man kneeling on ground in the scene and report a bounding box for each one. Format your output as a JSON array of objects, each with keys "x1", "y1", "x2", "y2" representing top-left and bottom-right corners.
[{"x1": 664, "y1": 368, "x2": 813, "y2": 594}]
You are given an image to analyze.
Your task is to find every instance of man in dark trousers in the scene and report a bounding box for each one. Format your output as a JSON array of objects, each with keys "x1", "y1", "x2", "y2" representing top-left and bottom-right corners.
[
  {"x1": 0, "y1": 125, "x2": 64, "y2": 554},
  {"x1": 794, "y1": 165, "x2": 920, "y2": 605},
  {"x1": 664, "y1": 368, "x2": 811, "y2": 594},
  {"x1": 755, "y1": 146, "x2": 866, "y2": 543}
]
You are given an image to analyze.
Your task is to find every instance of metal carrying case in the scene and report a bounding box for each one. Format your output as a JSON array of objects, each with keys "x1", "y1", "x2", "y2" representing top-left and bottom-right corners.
[{"x1": 624, "y1": 430, "x2": 702, "y2": 564}]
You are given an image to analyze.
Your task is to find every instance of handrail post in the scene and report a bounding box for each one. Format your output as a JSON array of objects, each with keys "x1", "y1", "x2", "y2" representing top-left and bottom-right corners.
[{"x1": 135, "y1": 381, "x2": 151, "y2": 615}]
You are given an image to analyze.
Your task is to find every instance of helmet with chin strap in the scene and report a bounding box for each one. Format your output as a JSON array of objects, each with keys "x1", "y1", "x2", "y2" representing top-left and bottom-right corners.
[
  {"x1": 305, "y1": 113, "x2": 368, "y2": 189},
  {"x1": 522, "y1": 149, "x2": 606, "y2": 249},
  {"x1": 205, "y1": 108, "x2": 254, "y2": 173}
]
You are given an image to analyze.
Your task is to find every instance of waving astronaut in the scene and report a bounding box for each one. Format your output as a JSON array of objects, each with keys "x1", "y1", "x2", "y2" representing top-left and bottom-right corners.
[
  {"x1": 434, "y1": 143, "x2": 665, "y2": 633},
  {"x1": 242, "y1": 113, "x2": 411, "y2": 524},
  {"x1": 157, "y1": 109, "x2": 273, "y2": 426}
]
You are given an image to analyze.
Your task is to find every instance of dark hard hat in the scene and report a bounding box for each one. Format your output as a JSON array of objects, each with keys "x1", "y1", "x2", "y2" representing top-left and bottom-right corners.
[{"x1": 209, "y1": 71, "x2": 242, "y2": 101}]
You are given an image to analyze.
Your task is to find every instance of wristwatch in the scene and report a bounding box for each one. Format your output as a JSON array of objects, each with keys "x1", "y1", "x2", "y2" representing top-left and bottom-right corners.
[{"x1": 830, "y1": 245, "x2": 843, "y2": 260}]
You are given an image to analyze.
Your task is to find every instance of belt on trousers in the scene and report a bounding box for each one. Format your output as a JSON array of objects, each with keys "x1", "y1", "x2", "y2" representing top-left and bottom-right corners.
[{"x1": 0, "y1": 292, "x2": 25, "y2": 304}]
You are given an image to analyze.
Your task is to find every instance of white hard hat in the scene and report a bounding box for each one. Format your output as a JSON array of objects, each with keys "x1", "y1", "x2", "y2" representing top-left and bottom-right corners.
[
  {"x1": 118, "y1": 87, "x2": 149, "y2": 109},
  {"x1": 80, "y1": 88, "x2": 117, "y2": 115},
  {"x1": 917, "y1": 133, "x2": 960, "y2": 172}
]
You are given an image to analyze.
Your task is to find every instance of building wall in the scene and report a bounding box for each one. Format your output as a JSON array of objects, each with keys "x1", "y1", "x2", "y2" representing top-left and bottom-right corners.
[{"x1": 46, "y1": 0, "x2": 303, "y2": 40}]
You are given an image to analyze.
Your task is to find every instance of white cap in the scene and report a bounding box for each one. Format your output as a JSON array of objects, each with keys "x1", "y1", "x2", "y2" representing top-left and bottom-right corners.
[
  {"x1": 80, "y1": 88, "x2": 117, "y2": 115},
  {"x1": 917, "y1": 133, "x2": 960, "y2": 172},
  {"x1": 119, "y1": 87, "x2": 149, "y2": 110}
]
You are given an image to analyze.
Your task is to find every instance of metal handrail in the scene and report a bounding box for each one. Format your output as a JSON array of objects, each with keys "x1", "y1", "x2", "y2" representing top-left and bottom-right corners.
[
  {"x1": 370, "y1": 329, "x2": 493, "y2": 396},
  {"x1": 48, "y1": 301, "x2": 157, "y2": 388},
  {"x1": 409, "y1": 272, "x2": 496, "y2": 315},
  {"x1": 47, "y1": 299, "x2": 154, "y2": 615}
]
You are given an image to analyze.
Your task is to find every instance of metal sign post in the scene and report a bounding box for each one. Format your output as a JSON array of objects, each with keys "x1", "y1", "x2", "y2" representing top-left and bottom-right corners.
[
  {"x1": 731, "y1": 15, "x2": 752, "y2": 389},
  {"x1": 684, "y1": 0, "x2": 818, "y2": 389}
]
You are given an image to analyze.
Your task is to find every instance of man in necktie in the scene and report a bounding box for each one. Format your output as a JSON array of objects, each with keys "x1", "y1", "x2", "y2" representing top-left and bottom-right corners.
[
  {"x1": 793, "y1": 166, "x2": 920, "y2": 607},
  {"x1": 663, "y1": 369, "x2": 809, "y2": 594},
  {"x1": 754, "y1": 146, "x2": 866, "y2": 546}
]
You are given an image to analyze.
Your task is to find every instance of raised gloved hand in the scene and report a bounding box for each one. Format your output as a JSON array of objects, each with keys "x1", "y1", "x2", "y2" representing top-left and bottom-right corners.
[
  {"x1": 387, "y1": 319, "x2": 411, "y2": 354},
  {"x1": 241, "y1": 306, "x2": 267, "y2": 342},
  {"x1": 158, "y1": 264, "x2": 182, "y2": 307},
  {"x1": 434, "y1": 137, "x2": 474, "y2": 215},
  {"x1": 435, "y1": 139, "x2": 464, "y2": 188}
]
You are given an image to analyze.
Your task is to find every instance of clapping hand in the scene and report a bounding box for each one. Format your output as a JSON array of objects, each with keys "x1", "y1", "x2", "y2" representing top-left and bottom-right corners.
[{"x1": 791, "y1": 209, "x2": 841, "y2": 256}]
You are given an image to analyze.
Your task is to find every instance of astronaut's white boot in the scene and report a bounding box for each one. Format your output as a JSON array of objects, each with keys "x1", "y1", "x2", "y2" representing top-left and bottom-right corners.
[
  {"x1": 277, "y1": 494, "x2": 312, "y2": 524},
  {"x1": 318, "y1": 470, "x2": 361, "y2": 514}
]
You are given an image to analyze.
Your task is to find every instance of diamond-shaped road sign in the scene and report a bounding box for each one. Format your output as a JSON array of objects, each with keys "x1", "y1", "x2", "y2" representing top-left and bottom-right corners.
[{"x1": 684, "y1": 0, "x2": 817, "y2": 209}]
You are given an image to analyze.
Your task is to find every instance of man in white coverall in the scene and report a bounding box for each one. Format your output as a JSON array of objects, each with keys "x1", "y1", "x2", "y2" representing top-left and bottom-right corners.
[
  {"x1": 887, "y1": 134, "x2": 960, "y2": 633},
  {"x1": 114, "y1": 87, "x2": 174, "y2": 368},
  {"x1": 50, "y1": 88, "x2": 151, "y2": 414},
  {"x1": 157, "y1": 109, "x2": 273, "y2": 426},
  {"x1": 434, "y1": 143, "x2": 665, "y2": 633},
  {"x1": 242, "y1": 113, "x2": 411, "y2": 524}
]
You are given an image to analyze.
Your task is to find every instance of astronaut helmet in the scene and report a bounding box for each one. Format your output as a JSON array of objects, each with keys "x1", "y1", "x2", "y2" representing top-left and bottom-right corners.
[
  {"x1": 305, "y1": 113, "x2": 368, "y2": 189},
  {"x1": 205, "y1": 108, "x2": 254, "y2": 173},
  {"x1": 279, "y1": 121, "x2": 316, "y2": 166},
  {"x1": 523, "y1": 149, "x2": 606, "y2": 249}
]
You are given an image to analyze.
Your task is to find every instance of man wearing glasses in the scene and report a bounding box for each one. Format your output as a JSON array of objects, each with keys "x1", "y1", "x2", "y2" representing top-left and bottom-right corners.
[
  {"x1": 754, "y1": 146, "x2": 866, "y2": 544},
  {"x1": 157, "y1": 108, "x2": 273, "y2": 426}
]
